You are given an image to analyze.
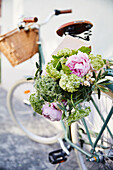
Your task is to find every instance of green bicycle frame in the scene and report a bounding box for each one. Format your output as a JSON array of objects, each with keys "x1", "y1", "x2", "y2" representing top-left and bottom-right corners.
[
  {"x1": 61, "y1": 100, "x2": 113, "y2": 161},
  {"x1": 92, "y1": 105, "x2": 113, "y2": 149},
  {"x1": 38, "y1": 43, "x2": 45, "y2": 70},
  {"x1": 61, "y1": 120, "x2": 93, "y2": 158},
  {"x1": 38, "y1": 27, "x2": 45, "y2": 70}
]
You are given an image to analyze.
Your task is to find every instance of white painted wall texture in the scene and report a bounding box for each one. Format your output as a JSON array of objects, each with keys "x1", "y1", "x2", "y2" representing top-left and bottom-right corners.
[{"x1": 1, "y1": 0, "x2": 113, "y2": 89}]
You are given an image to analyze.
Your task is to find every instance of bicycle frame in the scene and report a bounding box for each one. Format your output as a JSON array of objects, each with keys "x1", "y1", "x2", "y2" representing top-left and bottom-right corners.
[
  {"x1": 61, "y1": 107, "x2": 113, "y2": 162},
  {"x1": 60, "y1": 72, "x2": 113, "y2": 162}
]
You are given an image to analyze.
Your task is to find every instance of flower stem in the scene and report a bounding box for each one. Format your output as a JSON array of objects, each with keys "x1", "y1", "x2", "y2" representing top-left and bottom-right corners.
[{"x1": 71, "y1": 93, "x2": 76, "y2": 109}]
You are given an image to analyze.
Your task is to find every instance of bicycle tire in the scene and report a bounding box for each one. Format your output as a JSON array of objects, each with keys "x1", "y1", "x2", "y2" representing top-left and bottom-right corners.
[
  {"x1": 71, "y1": 92, "x2": 113, "y2": 168},
  {"x1": 7, "y1": 79, "x2": 64, "y2": 144}
]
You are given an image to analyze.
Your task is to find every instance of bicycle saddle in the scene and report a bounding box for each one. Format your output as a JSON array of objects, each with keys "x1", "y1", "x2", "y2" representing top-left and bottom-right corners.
[{"x1": 56, "y1": 20, "x2": 93, "y2": 41}]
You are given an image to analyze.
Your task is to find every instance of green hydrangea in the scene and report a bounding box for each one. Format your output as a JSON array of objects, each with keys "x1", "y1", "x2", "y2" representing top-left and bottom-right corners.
[
  {"x1": 68, "y1": 106, "x2": 91, "y2": 125},
  {"x1": 89, "y1": 54, "x2": 104, "y2": 70},
  {"x1": 35, "y1": 75, "x2": 62, "y2": 102},
  {"x1": 57, "y1": 48, "x2": 72, "y2": 57},
  {"x1": 46, "y1": 63, "x2": 61, "y2": 79},
  {"x1": 59, "y1": 73, "x2": 81, "y2": 93},
  {"x1": 29, "y1": 94, "x2": 44, "y2": 114}
]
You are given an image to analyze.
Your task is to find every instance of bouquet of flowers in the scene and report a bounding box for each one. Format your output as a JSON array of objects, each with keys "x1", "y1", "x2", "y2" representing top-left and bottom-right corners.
[{"x1": 29, "y1": 46, "x2": 111, "y2": 125}]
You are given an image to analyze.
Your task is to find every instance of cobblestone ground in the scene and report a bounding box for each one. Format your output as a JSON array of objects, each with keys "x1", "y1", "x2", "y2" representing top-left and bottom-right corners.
[{"x1": 0, "y1": 86, "x2": 79, "y2": 170}]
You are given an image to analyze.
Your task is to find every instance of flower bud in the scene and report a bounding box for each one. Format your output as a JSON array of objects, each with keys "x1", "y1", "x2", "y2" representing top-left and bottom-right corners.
[
  {"x1": 90, "y1": 78, "x2": 95, "y2": 84},
  {"x1": 84, "y1": 81, "x2": 90, "y2": 87}
]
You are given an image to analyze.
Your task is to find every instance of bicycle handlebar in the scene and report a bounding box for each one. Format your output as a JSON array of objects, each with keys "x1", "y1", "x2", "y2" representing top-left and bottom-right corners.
[
  {"x1": 21, "y1": 9, "x2": 72, "y2": 25},
  {"x1": 23, "y1": 17, "x2": 38, "y2": 23},
  {"x1": 55, "y1": 9, "x2": 72, "y2": 15}
]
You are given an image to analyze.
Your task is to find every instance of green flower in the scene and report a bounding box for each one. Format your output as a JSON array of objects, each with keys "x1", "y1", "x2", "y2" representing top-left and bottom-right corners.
[
  {"x1": 29, "y1": 94, "x2": 44, "y2": 114},
  {"x1": 57, "y1": 48, "x2": 72, "y2": 57},
  {"x1": 35, "y1": 75, "x2": 62, "y2": 102},
  {"x1": 59, "y1": 73, "x2": 81, "y2": 93},
  {"x1": 89, "y1": 54, "x2": 104, "y2": 70},
  {"x1": 68, "y1": 106, "x2": 91, "y2": 125},
  {"x1": 46, "y1": 63, "x2": 61, "y2": 79}
]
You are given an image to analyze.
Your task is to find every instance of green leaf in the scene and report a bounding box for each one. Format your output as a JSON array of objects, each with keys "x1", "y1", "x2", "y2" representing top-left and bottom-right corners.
[
  {"x1": 27, "y1": 77, "x2": 33, "y2": 80},
  {"x1": 62, "y1": 65, "x2": 71, "y2": 74},
  {"x1": 101, "y1": 71, "x2": 108, "y2": 78},
  {"x1": 56, "y1": 62, "x2": 62, "y2": 71},
  {"x1": 73, "y1": 99, "x2": 83, "y2": 106},
  {"x1": 97, "y1": 88, "x2": 101, "y2": 99},
  {"x1": 71, "y1": 49, "x2": 78, "y2": 55},
  {"x1": 97, "y1": 79, "x2": 113, "y2": 86},
  {"x1": 98, "y1": 81, "x2": 113, "y2": 86},
  {"x1": 51, "y1": 59, "x2": 59, "y2": 67},
  {"x1": 62, "y1": 111, "x2": 65, "y2": 119},
  {"x1": 97, "y1": 79, "x2": 110, "y2": 84},
  {"x1": 39, "y1": 70, "x2": 42, "y2": 75},
  {"x1": 35, "y1": 68, "x2": 39, "y2": 78},
  {"x1": 97, "y1": 70, "x2": 102, "y2": 81},
  {"x1": 78, "y1": 46, "x2": 91, "y2": 55},
  {"x1": 93, "y1": 71, "x2": 96, "y2": 79},
  {"x1": 97, "y1": 85, "x2": 109, "y2": 92},
  {"x1": 103, "y1": 59, "x2": 107, "y2": 64},
  {"x1": 36, "y1": 62, "x2": 39, "y2": 69},
  {"x1": 57, "y1": 104, "x2": 65, "y2": 111},
  {"x1": 52, "y1": 55, "x2": 62, "y2": 60}
]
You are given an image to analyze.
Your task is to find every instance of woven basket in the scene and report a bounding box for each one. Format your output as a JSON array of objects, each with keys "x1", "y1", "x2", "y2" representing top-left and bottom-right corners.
[{"x1": 0, "y1": 27, "x2": 39, "y2": 66}]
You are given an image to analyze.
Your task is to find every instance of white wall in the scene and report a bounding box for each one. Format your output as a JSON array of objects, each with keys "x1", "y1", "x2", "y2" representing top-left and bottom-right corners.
[{"x1": 1, "y1": 0, "x2": 113, "y2": 90}]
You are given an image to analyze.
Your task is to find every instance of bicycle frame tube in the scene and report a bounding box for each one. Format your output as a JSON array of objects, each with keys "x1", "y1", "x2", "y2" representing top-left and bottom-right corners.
[
  {"x1": 82, "y1": 97, "x2": 113, "y2": 151},
  {"x1": 60, "y1": 120, "x2": 92, "y2": 158},
  {"x1": 38, "y1": 44, "x2": 45, "y2": 70},
  {"x1": 81, "y1": 118, "x2": 93, "y2": 147},
  {"x1": 38, "y1": 27, "x2": 45, "y2": 70},
  {"x1": 92, "y1": 106, "x2": 113, "y2": 149},
  {"x1": 37, "y1": 11, "x2": 56, "y2": 70},
  {"x1": 91, "y1": 96, "x2": 113, "y2": 138}
]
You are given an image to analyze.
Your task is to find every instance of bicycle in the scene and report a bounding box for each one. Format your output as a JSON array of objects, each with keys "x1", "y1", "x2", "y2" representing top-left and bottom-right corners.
[
  {"x1": 6, "y1": 10, "x2": 113, "y2": 169},
  {"x1": 7, "y1": 9, "x2": 73, "y2": 144}
]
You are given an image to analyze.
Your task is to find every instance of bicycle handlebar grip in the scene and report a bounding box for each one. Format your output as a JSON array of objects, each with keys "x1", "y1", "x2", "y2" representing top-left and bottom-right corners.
[
  {"x1": 23, "y1": 17, "x2": 38, "y2": 23},
  {"x1": 55, "y1": 9, "x2": 72, "y2": 15}
]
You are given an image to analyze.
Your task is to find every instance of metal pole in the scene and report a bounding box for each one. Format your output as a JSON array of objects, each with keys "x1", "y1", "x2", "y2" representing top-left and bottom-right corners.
[
  {"x1": 82, "y1": 118, "x2": 93, "y2": 147},
  {"x1": 92, "y1": 106, "x2": 113, "y2": 149},
  {"x1": 91, "y1": 96, "x2": 113, "y2": 138}
]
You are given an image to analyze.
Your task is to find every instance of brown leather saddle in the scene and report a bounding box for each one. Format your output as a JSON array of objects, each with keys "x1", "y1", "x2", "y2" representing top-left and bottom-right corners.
[{"x1": 56, "y1": 20, "x2": 93, "y2": 41}]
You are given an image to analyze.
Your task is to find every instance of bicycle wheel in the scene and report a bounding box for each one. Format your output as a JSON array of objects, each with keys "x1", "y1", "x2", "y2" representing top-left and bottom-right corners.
[
  {"x1": 7, "y1": 79, "x2": 64, "y2": 144},
  {"x1": 71, "y1": 92, "x2": 113, "y2": 168}
]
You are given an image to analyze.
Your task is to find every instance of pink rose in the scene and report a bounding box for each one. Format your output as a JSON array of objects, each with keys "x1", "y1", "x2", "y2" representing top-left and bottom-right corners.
[
  {"x1": 42, "y1": 103, "x2": 62, "y2": 121},
  {"x1": 66, "y1": 51, "x2": 90, "y2": 77}
]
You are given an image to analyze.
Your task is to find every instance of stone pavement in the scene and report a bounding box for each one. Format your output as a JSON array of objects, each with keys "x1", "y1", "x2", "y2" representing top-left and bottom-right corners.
[{"x1": 0, "y1": 86, "x2": 79, "y2": 170}]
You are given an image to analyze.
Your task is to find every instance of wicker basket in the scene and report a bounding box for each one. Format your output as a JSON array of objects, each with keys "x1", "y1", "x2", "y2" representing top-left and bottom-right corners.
[{"x1": 0, "y1": 27, "x2": 39, "y2": 66}]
